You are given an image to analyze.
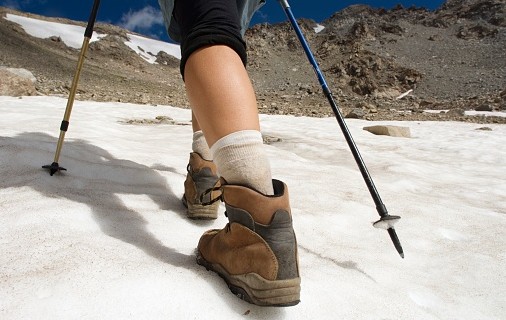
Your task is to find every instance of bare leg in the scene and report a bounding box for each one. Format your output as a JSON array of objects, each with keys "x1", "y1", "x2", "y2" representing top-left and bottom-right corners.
[
  {"x1": 184, "y1": 44, "x2": 274, "y2": 212},
  {"x1": 184, "y1": 45, "x2": 260, "y2": 147},
  {"x1": 191, "y1": 112, "x2": 201, "y2": 133}
]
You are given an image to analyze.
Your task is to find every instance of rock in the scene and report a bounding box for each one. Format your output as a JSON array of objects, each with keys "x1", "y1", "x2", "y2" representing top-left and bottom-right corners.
[
  {"x1": 441, "y1": 0, "x2": 506, "y2": 27},
  {"x1": 457, "y1": 24, "x2": 498, "y2": 39},
  {"x1": 122, "y1": 115, "x2": 190, "y2": 126},
  {"x1": 380, "y1": 23, "x2": 404, "y2": 35},
  {"x1": 475, "y1": 127, "x2": 492, "y2": 131},
  {"x1": 0, "y1": 67, "x2": 37, "y2": 96},
  {"x1": 419, "y1": 100, "x2": 435, "y2": 108},
  {"x1": 446, "y1": 108, "x2": 465, "y2": 117},
  {"x1": 262, "y1": 135, "x2": 282, "y2": 144},
  {"x1": 373, "y1": 88, "x2": 402, "y2": 99},
  {"x1": 500, "y1": 88, "x2": 506, "y2": 100},
  {"x1": 475, "y1": 104, "x2": 494, "y2": 111},
  {"x1": 345, "y1": 108, "x2": 366, "y2": 119},
  {"x1": 158, "y1": 117, "x2": 174, "y2": 124},
  {"x1": 155, "y1": 51, "x2": 180, "y2": 68},
  {"x1": 356, "y1": 101, "x2": 378, "y2": 113},
  {"x1": 49, "y1": 35, "x2": 62, "y2": 42},
  {"x1": 363, "y1": 125, "x2": 411, "y2": 138}
]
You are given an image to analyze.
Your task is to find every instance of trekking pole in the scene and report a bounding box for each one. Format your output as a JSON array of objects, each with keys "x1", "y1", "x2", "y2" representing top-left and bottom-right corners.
[
  {"x1": 43, "y1": 0, "x2": 101, "y2": 175},
  {"x1": 278, "y1": 0, "x2": 404, "y2": 258}
]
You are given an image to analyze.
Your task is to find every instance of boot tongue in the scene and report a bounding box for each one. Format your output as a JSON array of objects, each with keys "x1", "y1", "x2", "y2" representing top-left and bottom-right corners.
[{"x1": 226, "y1": 206, "x2": 255, "y2": 231}]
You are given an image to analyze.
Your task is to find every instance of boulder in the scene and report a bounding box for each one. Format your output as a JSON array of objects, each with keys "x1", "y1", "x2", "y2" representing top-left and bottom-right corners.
[
  {"x1": 345, "y1": 108, "x2": 366, "y2": 119},
  {"x1": 475, "y1": 104, "x2": 495, "y2": 111},
  {"x1": 0, "y1": 67, "x2": 37, "y2": 96},
  {"x1": 363, "y1": 125, "x2": 411, "y2": 138},
  {"x1": 446, "y1": 108, "x2": 465, "y2": 117}
]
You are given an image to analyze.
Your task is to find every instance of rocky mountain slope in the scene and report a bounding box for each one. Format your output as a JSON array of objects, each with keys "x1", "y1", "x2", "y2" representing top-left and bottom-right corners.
[{"x1": 1, "y1": 0, "x2": 505, "y2": 123}]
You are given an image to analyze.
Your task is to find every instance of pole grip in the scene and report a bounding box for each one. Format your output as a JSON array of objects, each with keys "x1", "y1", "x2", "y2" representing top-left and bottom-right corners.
[{"x1": 84, "y1": 0, "x2": 101, "y2": 38}]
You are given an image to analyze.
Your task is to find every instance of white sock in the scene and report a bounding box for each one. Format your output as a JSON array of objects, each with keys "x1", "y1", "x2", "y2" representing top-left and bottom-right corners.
[
  {"x1": 192, "y1": 130, "x2": 212, "y2": 160},
  {"x1": 210, "y1": 130, "x2": 274, "y2": 195}
]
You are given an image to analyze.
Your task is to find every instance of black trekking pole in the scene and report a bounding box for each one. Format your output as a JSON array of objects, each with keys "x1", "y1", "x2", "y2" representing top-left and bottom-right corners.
[
  {"x1": 43, "y1": 0, "x2": 101, "y2": 175},
  {"x1": 278, "y1": 0, "x2": 404, "y2": 258}
]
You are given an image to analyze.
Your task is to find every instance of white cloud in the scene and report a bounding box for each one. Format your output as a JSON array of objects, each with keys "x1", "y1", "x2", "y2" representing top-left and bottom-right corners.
[{"x1": 119, "y1": 6, "x2": 164, "y2": 34}]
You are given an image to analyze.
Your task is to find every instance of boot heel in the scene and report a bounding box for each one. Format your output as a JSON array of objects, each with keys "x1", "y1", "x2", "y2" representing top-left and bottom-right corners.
[
  {"x1": 183, "y1": 196, "x2": 220, "y2": 219},
  {"x1": 229, "y1": 273, "x2": 301, "y2": 306},
  {"x1": 183, "y1": 153, "x2": 220, "y2": 220},
  {"x1": 197, "y1": 252, "x2": 300, "y2": 306}
]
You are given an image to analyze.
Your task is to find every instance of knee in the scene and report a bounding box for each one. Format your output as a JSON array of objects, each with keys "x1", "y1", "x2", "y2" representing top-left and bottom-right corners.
[
  {"x1": 173, "y1": 0, "x2": 248, "y2": 77},
  {"x1": 179, "y1": 27, "x2": 247, "y2": 77}
]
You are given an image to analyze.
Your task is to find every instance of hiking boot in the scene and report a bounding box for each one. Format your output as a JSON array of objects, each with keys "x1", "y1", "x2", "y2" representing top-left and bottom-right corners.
[
  {"x1": 196, "y1": 180, "x2": 301, "y2": 306},
  {"x1": 182, "y1": 152, "x2": 221, "y2": 219}
]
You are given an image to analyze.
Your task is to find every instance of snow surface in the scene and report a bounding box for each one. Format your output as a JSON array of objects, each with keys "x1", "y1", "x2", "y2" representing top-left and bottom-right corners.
[
  {"x1": 124, "y1": 33, "x2": 181, "y2": 63},
  {"x1": 4, "y1": 13, "x2": 181, "y2": 62},
  {"x1": 424, "y1": 110, "x2": 506, "y2": 118},
  {"x1": 4, "y1": 13, "x2": 107, "y2": 49},
  {"x1": 1, "y1": 96, "x2": 505, "y2": 319},
  {"x1": 314, "y1": 24, "x2": 325, "y2": 33}
]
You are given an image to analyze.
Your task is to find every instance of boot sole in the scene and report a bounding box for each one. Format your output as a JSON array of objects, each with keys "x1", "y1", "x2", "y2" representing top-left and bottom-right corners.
[
  {"x1": 196, "y1": 250, "x2": 301, "y2": 306},
  {"x1": 182, "y1": 196, "x2": 219, "y2": 220}
]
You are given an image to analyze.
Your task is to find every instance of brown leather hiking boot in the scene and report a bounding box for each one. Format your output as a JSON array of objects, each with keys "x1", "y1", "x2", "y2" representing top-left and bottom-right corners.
[
  {"x1": 182, "y1": 152, "x2": 221, "y2": 219},
  {"x1": 196, "y1": 180, "x2": 301, "y2": 306}
]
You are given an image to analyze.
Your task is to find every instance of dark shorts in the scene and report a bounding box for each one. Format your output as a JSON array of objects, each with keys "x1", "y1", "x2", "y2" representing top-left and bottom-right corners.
[{"x1": 173, "y1": 0, "x2": 247, "y2": 77}]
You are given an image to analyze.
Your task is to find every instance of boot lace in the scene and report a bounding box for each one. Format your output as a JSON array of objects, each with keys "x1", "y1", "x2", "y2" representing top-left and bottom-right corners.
[{"x1": 199, "y1": 185, "x2": 223, "y2": 206}]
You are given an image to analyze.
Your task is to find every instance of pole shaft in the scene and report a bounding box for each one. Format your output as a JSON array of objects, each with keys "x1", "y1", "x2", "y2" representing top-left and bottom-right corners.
[
  {"x1": 53, "y1": 36, "x2": 91, "y2": 163},
  {"x1": 280, "y1": 3, "x2": 387, "y2": 215},
  {"x1": 85, "y1": 0, "x2": 101, "y2": 38},
  {"x1": 278, "y1": 0, "x2": 403, "y2": 257},
  {"x1": 51, "y1": 0, "x2": 100, "y2": 164}
]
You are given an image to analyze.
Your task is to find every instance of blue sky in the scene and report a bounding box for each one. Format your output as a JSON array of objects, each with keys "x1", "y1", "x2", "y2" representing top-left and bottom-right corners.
[{"x1": 1, "y1": 0, "x2": 445, "y2": 42}]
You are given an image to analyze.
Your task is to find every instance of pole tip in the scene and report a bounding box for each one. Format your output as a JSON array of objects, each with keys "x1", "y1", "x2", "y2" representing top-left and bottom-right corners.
[
  {"x1": 42, "y1": 162, "x2": 66, "y2": 176},
  {"x1": 387, "y1": 227, "x2": 404, "y2": 259}
]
